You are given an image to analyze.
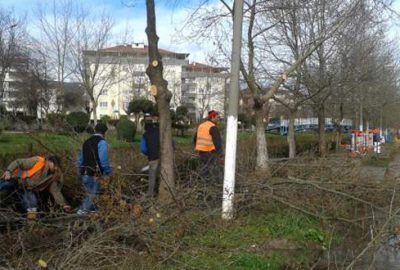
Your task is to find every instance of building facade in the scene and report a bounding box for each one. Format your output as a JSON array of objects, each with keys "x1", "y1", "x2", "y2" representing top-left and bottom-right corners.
[
  {"x1": 1, "y1": 54, "x2": 31, "y2": 114},
  {"x1": 181, "y1": 62, "x2": 229, "y2": 121},
  {"x1": 87, "y1": 43, "x2": 228, "y2": 121}
]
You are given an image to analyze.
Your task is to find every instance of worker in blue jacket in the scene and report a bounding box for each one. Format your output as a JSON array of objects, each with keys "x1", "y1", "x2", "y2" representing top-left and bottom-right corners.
[
  {"x1": 77, "y1": 122, "x2": 112, "y2": 214},
  {"x1": 140, "y1": 115, "x2": 160, "y2": 197}
]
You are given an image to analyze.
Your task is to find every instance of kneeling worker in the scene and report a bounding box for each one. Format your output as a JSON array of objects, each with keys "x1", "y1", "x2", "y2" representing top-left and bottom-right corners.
[{"x1": 1, "y1": 155, "x2": 71, "y2": 219}]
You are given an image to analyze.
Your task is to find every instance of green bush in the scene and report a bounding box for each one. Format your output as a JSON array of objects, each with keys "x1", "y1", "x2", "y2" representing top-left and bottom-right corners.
[
  {"x1": 0, "y1": 104, "x2": 7, "y2": 116},
  {"x1": 66, "y1": 111, "x2": 89, "y2": 133},
  {"x1": 100, "y1": 115, "x2": 112, "y2": 124},
  {"x1": 116, "y1": 118, "x2": 136, "y2": 142},
  {"x1": 17, "y1": 115, "x2": 37, "y2": 125},
  {"x1": 0, "y1": 117, "x2": 11, "y2": 131},
  {"x1": 46, "y1": 113, "x2": 66, "y2": 127},
  {"x1": 108, "y1": 119, "x2": 119, "y2": 126}
]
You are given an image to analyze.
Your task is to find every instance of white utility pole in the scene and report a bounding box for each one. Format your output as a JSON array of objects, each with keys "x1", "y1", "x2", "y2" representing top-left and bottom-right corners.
[{"x1": 222, "y1": 0, "x2": 244, "y2": 220}]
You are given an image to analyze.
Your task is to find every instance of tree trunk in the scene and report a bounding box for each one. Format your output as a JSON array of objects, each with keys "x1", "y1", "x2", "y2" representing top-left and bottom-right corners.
[
  {"x1": 0, "y1": 72, "x2": 6, "y2": 100},
  {"x1": 135, "y1": 114, "x2": 142, "y2": 133},
  {"x1": 335, "y1": 103, "x2": 344, "y2": 151},
  {"x1": 145, "y1": 0, "x2": 175, "y2": 203},
  {"x1": 156, "y1": 101, "x2": 175, "y2": 202},
  {"x1": 255, "y1": 108, "x2": 270, "y2": 175},
  {"x1": 287, "y1": 110, "x2": 296, "y2": 159},
  {"x1": 336, "y1": 125, "x2": 342, "y2": 151},
  {"x1": 92, "y1": 101, "x2": 98, "y2": 126},
  {"x1": 317, "y1": 104, "x2": 327, "y2": 157}
]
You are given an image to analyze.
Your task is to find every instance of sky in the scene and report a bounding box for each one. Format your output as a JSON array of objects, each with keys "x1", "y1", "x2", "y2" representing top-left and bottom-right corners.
[
  {"x1": 1, "y1": 0, "x2": 214, "y2": 62},
  {"x1": 391, "y1": 0, "x2": 400, "y2": 37},
  {"x1": 2, "y1": 0, "x2": 400, "y2": 64}
]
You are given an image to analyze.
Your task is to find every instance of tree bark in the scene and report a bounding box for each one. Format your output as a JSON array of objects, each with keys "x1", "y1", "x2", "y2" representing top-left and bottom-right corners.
[
  {"x1": 135, "y1": 114, "x2": 143, "y2": 133},
  {"x1": 335, "y1": 103, "x2": 344, "y2": 150},
  {"x1": 336, "y1": 125, "x2": 342, "y2": 151},
  {"x1": 145, "y1": 0, "x2": 175, "y2": 203},
  {"x1": 255, "y1": 108, "x2": 270, "y2": 175},
  {"x1": 288, "y1": 110, "x2": 296, "y2": 159},
  {"x1": 92, "y1": 100, "x2": 98, "y2": 126},
  {"x1": 0, "y1": 72, "x2": 6, "y2": 100},
  {"x1": 317, "y1": 104, "x2": 327, "y2": 157}
]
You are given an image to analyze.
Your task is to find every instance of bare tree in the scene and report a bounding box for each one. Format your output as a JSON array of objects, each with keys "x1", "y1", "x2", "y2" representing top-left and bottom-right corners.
[
  {"x1": 10, "y1": 61, "x2": 39, "y2": 116},
  {"x1": 70, "y1": 9, "x2": 115, "y2": 125},
  {"x1": 37, "y1": 0, "x2": 75, "y2": 113},
  {"x1": 32, "y1": 52, "x2": 56, "y2": 120},
  {"x1": 266, "y1": 0, "x2": 312, "y2": 159},
  {"x1": 183, "y1": 0, "x2": 362, "y2": 171},
  {"x1": 10, "y1": 48, "x2": 55, "y2": 121},
  {"x1": 197, "y1": 79, "x2": 212, "y2": 120},
  {"x1": 145, "y1": 0, "x2": 176, "y2": 203},
  {"x1": 0, "y1": 8, "x2": 25, "y2": 102}
]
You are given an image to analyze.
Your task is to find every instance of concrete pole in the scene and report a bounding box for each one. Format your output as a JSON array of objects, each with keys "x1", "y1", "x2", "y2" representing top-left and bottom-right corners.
[{"x1": 222, "y1": 0, "x2": 243, "y2": 220}]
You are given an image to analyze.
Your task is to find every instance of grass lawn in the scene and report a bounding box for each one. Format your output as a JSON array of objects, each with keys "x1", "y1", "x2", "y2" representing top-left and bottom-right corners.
[
  {"x1": 0, "y1": 131, "x2": 136, "y2": 155},
  {"x1": 161, "y1": 210, "x2": 328, "y2": 269},
  {"x1": 0, "y1": 133, "x2": 78, "y2": 154},
  {"x1": 0, "y1": 130, "x2": 342, "y2": 156}
]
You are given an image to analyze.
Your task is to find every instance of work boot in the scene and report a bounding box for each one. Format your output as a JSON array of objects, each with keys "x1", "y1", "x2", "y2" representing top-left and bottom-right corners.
[{"x1": 27, "y1": 208, "x2": 38, "y2": 221}]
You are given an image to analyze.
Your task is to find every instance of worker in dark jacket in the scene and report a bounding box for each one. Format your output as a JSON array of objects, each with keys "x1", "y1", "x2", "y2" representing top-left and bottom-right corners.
[
  {"x1": 140, "y1": 115, "x2": 160, "y2": 197},
  {"x1": 1, "y1": 155, "x2": 71, "y2": 219},
  {"x1": 194, "y1": 110, "x2": 224, "y2": 183},
  {"x1": 77, "y1": 122, "x2": 112, "y2": 215}
]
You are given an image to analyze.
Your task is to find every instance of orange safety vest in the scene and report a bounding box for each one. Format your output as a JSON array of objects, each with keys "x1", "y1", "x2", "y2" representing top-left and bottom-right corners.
[
  {"x1": 13, "y1": 156, "x2": 46, "y2": 180},
  {"x1": 195, "y1": 121, "x2": 216, "y2": 152}
]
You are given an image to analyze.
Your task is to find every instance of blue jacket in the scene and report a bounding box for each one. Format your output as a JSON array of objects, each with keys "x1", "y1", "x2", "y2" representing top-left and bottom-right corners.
[{"x1": 78, "y1": 134, "x2": 112, "y2": 176}]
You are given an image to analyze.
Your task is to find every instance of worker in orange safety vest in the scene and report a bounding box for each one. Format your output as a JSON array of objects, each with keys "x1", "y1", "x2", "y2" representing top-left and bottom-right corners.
[
  {"x1": 0, "y1": 156, "x2": 71, "y2": 219},
  {"x1": 194, "y1": 110, "x2": 224, "y2": 184}
]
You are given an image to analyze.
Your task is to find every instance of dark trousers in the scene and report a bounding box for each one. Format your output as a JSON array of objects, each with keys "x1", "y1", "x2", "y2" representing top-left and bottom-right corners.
[
  {"x1": 199, "y1": 152, "x2": 220, "y2": 182},
  {"x1": 0, "y1": 180, "x2": 38, "y2": 210},
  {"x1": 147, "y1": 159, "x2": 160, "y2": 197},
  {"x1": 198, "y1": 152, "x2": 222, "y2": 205}
]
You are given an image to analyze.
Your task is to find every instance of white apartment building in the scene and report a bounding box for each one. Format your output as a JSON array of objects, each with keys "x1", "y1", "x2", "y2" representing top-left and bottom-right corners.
[
  {"x1": 1, "y1": 55, "x2": 30, "y2": 113},
  {"x1": 0, "y1": 54, "x2": 60, "y2": 117},
  {"x1": 88, "y1": 43, "x2": 229, "y2": 121},
  {"x1": 181, "y1": 62, "x2": 229, "y2": 121}
]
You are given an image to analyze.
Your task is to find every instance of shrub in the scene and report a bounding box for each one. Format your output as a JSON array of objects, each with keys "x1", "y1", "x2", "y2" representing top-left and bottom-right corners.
[
  {"x1": 116, "y1": 118, "x2": 136, "y2": 142},
  {"x1": 108, "y1": 119, "x2": 119, "y2": 127},
  {"x1": 127, "y1": 99, "x2": 155, "y2": 115},
  {"x1": 0, "y1": 104, "x2": 6, "y2": 116},
  {"x1": 17, "y1": 115, "x2": 37, "y2": 125},
  {"x1": 47, "y1": 113, "x2": 66, "y2": 127},
  {"x1": 100, "y1": 115, "x2": 112, "y2": 124},
  {"x1": 0, "y1": 116, "x2": 11, "y2": 131},
  {"x1": 66, "y1": 111, "x2": 89, "y2": 133}
]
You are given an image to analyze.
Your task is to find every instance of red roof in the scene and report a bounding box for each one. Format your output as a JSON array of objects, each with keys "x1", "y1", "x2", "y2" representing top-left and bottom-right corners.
[
  {"x1": 98, "y1": 44, "x2": 189, "y2": 58},
  {"x1": 185, "y1": 62, "x2": 228, "y2": 73}
]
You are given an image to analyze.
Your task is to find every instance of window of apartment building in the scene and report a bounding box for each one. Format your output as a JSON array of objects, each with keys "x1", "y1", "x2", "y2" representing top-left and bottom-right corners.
[{"x1": 99, "y1": 101, "x2": 108, "y2": 108}]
